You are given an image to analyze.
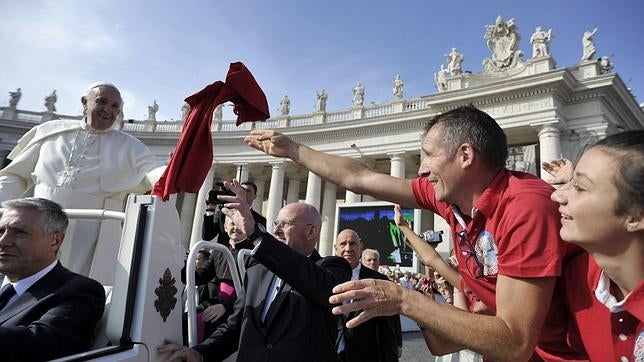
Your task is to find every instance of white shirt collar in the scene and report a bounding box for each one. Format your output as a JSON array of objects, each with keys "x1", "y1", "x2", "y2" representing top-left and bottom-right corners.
[
  {"x1": 594, "y1": 270, "x2": 632, "y2": 312},
  {"x1": 2, "y1": 260, "x2": 58, "y2": 297},
  {"x1": 351, "y1": 263, "x2": 361, "y2": 281}
]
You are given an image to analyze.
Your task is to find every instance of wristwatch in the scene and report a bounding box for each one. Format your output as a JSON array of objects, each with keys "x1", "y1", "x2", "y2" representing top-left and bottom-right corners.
[{"x1": 246, "y1": 222, "x2": 266, "y2": 243}]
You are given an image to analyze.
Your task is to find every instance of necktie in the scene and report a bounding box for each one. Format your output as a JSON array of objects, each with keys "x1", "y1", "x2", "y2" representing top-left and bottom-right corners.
[
  {"x1": 261, "y1": 275, "x2": 282, "y2": 322},
  {"x1": 0, "y1": 284, "x2": 16, "y2": 310}
]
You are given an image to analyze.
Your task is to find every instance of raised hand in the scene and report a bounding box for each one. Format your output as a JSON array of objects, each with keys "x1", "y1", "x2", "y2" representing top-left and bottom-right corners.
[
  {"x1": 219, "y1": 179, "x2": 255, "y2": 236},
  {"x1": 244, "y1": 130, "x2": 298, "y2": 159},
  {"x1": 393, "y1": 204, "x2": 410, "y2": 227},
  {"x1": 541, "y1": 158, "x2": 573, "y2": 185},
  {"x1": 329, "y1": 278, "x2": 411, "y2": 328}
]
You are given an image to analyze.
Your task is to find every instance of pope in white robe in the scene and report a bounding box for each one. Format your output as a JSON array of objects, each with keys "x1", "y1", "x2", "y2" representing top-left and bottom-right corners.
[{"x1": 0, "y1": 83, "x2": 165, "y2": 282}]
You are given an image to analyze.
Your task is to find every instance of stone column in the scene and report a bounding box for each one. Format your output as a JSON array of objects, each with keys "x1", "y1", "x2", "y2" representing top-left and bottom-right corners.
[
  {"x1": 252, "y1": 178, "x2": 266, "y2": 214},
  {"x1": 235, "y1": 163, "x2": 249, "y2": 182},
  {"x1": 266, "y1": 162, "x2": 286, "y2": 233},
  {"x1": 319, "y1": 181, "x2": 337, "y2": 256},
  {"x1": 305, "y1": 171, "x2": 322, "y2": 210},
  {"x1": 388, "y1": 152, "x2": 406, "y2": 178},
  {"x1": 537, "y1": 124, "x2": 562, "y2": 180},
  {"x1": 190, "y1": 165, "x2": 215, "y2": 245},
  {"x1": 286, "y1": 178, "x2": 301, "y2": 204}
]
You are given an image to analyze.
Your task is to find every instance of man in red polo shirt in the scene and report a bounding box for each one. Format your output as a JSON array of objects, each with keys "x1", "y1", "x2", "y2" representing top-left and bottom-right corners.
[{"x1": 245, "y1": 106, "x2": 585, "y2": 361}]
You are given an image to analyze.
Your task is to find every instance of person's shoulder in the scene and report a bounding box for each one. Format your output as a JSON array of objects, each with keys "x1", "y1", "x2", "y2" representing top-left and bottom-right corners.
[
  {"x1": 506, "y1": 170, "x2": 555, "y2": 194},
  {"x1": 360, "y1": 265, "x2": 388, "y2": 280},
  {"x1": 48, "y1": 264, "x2": 106, "y2": 298},
  {"x1": 34, "y1": 119, "x2": 80, "y2": 135},
  {"x1": 62, "y1": 266, "x2": 104, "y2": 288},
  {"x1": 318, "y1": 255, "x2": 351, "y2": 270},
  {"x1": 110, "y1": 128, "x2": 147, "y2": 145},
  {"x1": 502, "y1": 170, "x2": 558, "y2": 208}
]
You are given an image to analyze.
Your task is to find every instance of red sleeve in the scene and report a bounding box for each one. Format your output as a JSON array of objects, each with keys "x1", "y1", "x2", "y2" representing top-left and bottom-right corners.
[
  {"x1": 495, "y1": 192, "x2": 566, "y2": 278},
  {"x1": 411, "y1": 177, "x2": 453, "y2": 220}
]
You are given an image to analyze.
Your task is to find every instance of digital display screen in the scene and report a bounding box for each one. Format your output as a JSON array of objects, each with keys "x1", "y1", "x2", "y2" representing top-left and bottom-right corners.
[{"x1": 335, "y1": 203, "x2": 415, "y2": 267}]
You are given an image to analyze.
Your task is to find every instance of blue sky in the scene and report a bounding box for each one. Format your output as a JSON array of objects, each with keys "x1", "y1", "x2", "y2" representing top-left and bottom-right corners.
[{"x1": 2, "y1": 0, "x2": 643, "y2": 122}]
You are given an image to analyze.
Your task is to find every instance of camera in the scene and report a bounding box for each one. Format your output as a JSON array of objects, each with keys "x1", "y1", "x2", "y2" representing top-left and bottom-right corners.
[
  {"x1": 206, "y1": 182, "x2": 235, "y2": 205},
  {"x1": 418, "y1": 230, "x2": 443, "y2": 245}
]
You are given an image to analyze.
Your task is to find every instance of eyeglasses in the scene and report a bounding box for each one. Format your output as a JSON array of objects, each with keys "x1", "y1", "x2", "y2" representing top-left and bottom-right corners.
[
  {"x1": 456, "y1": 230, "x2": 485, "y2": 279},
  {"x1": 272, "y1": 220, "x2": 313, "y2": 229}
]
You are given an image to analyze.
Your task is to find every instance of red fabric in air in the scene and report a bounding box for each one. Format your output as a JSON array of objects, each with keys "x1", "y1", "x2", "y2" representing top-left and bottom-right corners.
[{"x1": 152, "y1": 62, "x2": 269, "y2": 200}]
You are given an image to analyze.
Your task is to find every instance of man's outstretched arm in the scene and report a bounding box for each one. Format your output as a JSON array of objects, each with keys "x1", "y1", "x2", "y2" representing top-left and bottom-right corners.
[
  {"x1": 245, "y1": 130, "x2": 420, "y2": 208},
  {"x1": 331, "y1": 274, "x2": 556, "y2": 361}
]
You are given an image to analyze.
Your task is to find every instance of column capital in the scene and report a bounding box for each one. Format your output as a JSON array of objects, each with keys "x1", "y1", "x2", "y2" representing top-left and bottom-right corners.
[
  {"x1": 269, "y1": 160, "x2": 287, "y2": 168},
  {"x1": 536, "y1": 124, "x2": 561, "y2": 138},
  {"x1": 386, "y1": 151, "x2": 407, "y2": 160}
]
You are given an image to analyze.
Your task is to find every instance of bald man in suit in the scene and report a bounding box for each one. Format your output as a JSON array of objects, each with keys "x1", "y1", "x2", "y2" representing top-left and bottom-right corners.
[
  {"x1": 334, "y1": 229, "x2": 401, "y2": 362},
  {"x1": 161, "y1": 181, "x2": 351, "y2": 362}
]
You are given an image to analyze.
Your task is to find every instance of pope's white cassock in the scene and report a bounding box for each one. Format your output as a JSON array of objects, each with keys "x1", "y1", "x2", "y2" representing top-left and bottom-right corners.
[{"x1": 0, "y1": 119, "x2": 165, "y2": 283}]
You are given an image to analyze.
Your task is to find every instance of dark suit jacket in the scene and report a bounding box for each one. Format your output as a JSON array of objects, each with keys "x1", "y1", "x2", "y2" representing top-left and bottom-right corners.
[
  {"x1": 193, "y1": 234, "x2": 351, "y2": 362},
  {"x1": 343, "y1": 264, "x2": 402, "y2": 362},
  {"x1": 202, "y1": 208, "x2": 266, "y2": 246},
  {"x1": 0, "y1": 262, "x2": 106, "y2": 362}
]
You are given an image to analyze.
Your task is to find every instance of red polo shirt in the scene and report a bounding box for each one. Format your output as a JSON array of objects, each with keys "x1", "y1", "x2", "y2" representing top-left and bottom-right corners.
[
  {"x1": 412, "y1": 169, "x2": 586, "y2": 360},
  {"x1": 564, "y1": 253, "x2": 643, "y2": 361}
]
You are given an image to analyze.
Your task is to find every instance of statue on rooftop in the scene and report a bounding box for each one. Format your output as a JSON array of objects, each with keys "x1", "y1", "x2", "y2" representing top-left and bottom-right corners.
[
  {"x1": 445, "y1": 48, "x2": 464, "y2": 75},
  {"x1": 279, "y1": 95, "x2": 290, "y2": 115},
  {"x1": 482, "y1": 16, "x2": 523, "y2": 73},
  {"x1": 213, "y1": 104, "x2": 223, "y2": 121},
  {"x1": 148, "y1": 100, "x2": 159, "y2": 121},
  {"x1": 315, "y1": 89, "x2": 327, "y2": 112},
  {"x1": 434, "y1": 64, "x2": 449, "y2": 92},
  {"x1": 392, "y1": 74, "x2": 404, "y2": 99},
  {"x1": 530, "y1": 26, "x2": 552, "y2": 58},
  {"x1": 352, "y1": 82, "x2": 364, "y2": 106},
  {"x1": 181, "y1": 103, "x2": 190, "y2": 122},
  {"x1": 581, "y1": 28, "x2": 598, "y2": 62},
  {"x1": 44, "y1": 90, "x2": 57, "y2": 112},
  {"x1": 8, "y1": 88, "x2": 21, "y2": 108},
  {"x1": 599, "y1": 56, "x2": 613, "y2": 74}
]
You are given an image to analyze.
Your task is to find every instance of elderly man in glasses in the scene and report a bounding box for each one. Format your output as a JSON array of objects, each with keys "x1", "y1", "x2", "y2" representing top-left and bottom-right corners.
[
  {"x1": 160, "y1": 180, "x2": 351, "y2": 362},
  {"x1": 243, "y1": 106, "x2": 584, "y2": 360}
]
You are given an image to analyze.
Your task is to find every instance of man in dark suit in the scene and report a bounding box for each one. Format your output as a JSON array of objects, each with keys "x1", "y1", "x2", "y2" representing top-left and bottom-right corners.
[
  {"x1": 161, "y1": 181, "x2": 351, "y2": 362},
  {"x1": 202, "y1": 181, "x2": 266, "y2": 246},
  {"x1": 0, "y1": 197, "x2": 106, "y2": 361},
  {"x1": 334, "y1": 229, "x2": 402, "y2": 362}
]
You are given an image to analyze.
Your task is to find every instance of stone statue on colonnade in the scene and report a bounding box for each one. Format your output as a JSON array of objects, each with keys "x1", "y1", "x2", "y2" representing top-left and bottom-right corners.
[
  {"x1": 482, "y1": 15, "x2": 523, "y2": 73},
  {"x1": 316, "y1": 89, "x2": 327, "y2": 112},
  {"x1": 530, "y1": 26, "x2": 552, "y2": 58},
  {"x1": 44, "y1": 90, "x2": 57, "y2": 112},
  {"x1": 392, "y1": 75, "x2": 404, "y2": 99},
  {"x1": 352, "y1": 82, "x2": 364, "y2": 106}
]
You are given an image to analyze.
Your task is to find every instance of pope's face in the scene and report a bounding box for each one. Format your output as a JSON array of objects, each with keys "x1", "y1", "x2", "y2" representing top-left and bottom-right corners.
[{"x1": 82, "y1": 86, "x2": 122, "y2": 130}]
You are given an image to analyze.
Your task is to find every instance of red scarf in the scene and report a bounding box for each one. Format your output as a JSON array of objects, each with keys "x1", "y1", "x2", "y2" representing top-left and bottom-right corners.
[{"x1": 152, "y1": 62, "x2": 269, "y2": 200}]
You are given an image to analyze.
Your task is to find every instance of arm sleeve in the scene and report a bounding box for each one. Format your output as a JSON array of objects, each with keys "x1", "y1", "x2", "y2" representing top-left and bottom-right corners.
[
  {"x1": 0, "y1": 141, "x2": 41, "y2": 202},
  {"x1": 253, "y1": 234, "x2": 351, "y2": 308}
]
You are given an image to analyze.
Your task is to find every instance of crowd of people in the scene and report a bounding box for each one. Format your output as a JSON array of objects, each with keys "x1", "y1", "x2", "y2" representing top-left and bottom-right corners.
[{"x1": 0, "y1": 80, "x2": 641, "y2": 361}]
